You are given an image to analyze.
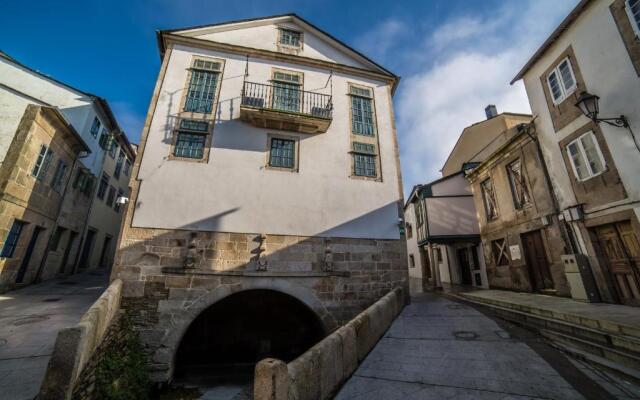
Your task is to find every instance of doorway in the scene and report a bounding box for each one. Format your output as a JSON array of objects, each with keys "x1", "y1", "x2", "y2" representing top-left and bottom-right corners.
[
  {"x1": 521, "y1": 230, "x2": 554, "y2": 291},
  {"x1": 457, "y1": 248, "x2": 473, "y2": 285},
  {"x1": 78, "y1": 229, "x2": 96, "y2": 270},
  {"x1": 59, "y1": 231, "x2": 78, "y2": 275},
  {"x1": 592, "y1": 221, "x2": 640, "y2": 306},
  {"x1": 98, "y1": 235, "x2": 113, "y2": 269},
  {"x1": 16, "y1": 226, "x2": 43, "y2": 283}
]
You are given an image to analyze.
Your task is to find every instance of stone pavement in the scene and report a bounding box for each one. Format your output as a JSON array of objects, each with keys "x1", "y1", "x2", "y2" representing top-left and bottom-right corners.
[
  {"x1": 336, "y1": 293, "x2": 634, "y2": 400},
  {"x1": 459, "y1": 289, "x2": 640, "y2": 337},
  {"x1": 0, "y1": 270, "x2": 109, "y2": 400}
]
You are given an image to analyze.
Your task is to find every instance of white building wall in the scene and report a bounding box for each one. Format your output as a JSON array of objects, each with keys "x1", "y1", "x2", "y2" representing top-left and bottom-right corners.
[
  {"x1": 133, "y1": 43, "x2": 402, "y2": 238},
  {"x1": 404, "y1": 204, "x2": 421, "y2": 279},
  {"x1": 522, "y1": 0, "x2": 640, "y2": 211}
]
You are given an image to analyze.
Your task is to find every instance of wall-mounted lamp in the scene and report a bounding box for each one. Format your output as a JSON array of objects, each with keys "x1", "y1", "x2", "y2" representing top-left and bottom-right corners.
[{"x1": 574, "y1": 91, "x2": 628, "y2": 128}]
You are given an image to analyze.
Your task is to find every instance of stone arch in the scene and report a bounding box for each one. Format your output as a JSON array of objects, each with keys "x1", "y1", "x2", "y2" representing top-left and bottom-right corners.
[{"x1": 158, "y1": 278, "x2": 337, "y2": 381}]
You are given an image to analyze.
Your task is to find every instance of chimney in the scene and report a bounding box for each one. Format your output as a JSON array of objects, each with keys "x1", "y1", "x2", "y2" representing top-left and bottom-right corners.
[{"x1": 485, "y1": 104, "x2": 498, "y2": 119}]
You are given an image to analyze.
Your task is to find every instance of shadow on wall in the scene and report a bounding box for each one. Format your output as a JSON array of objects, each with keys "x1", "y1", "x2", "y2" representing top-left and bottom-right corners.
[
  {"x1": 111, "y1": 200, "x2": 408, "y2": 383},
  {"x1": 0, "y1": 105, "x2": 92, "y2": 293}
]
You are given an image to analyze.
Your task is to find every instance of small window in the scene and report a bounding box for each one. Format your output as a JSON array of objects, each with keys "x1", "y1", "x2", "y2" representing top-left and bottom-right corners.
[
  {"x1": 269, "y1": 137, "x2": 296, "y2": 169},
  {"x1": 492, "y1": 239, "x2": 509, "y2": 266},
  {"x1": 0, "y1": 220, "x2": 25, "y2": 258},
  {"x1": 124, "y1": 159, "x2": 131, "y2": 177},
  {"x1": 106, "y1": 186, "x2": 116, "y2": 207},
  {"x1": 350, "y1": 86, "x2": 375, "y2": 136},
  {"x1": 114, "y1": 150, "x2": 125, "y2": 179},
  {"x1": 279, "y1": 29, "x2": 302, "y2": 48},
  {"x1": 507, "y1": 160, "x2": 531, "y2": 209},
  {"x1": 566, "y1": 131, "x2": 606, "y2": 181},
  {"x1": 32, "y1": 145, "x2": 47, "y2": 178},
  {"x1": 409, "y1": 254, "x2": 415, "y2": 268},
  {"x1": 627, "y1": 0, "x2": 640, "y2": 36},
  {"x1": 99, "y1": 129, "x2": 111, "y2": 150},
  {"x1": 51, "y1": 160, "x2": 68, "y2": 192},
  {"x1": 174, "y1": 132, "x2": 206, "y2": 159},
  {"x1": 547, "y1": 57, "x2": 577, "y2": 104},
  {"x1": 352, "y1": 142, "x2": 377, "y2": 177},
  {"x1": 184, "y1": 59, "x2": 221, "y2": 114},
  {"x1": 97, "y1": 173, "x2": 109, "y2": 200},
  {"x1": 90, "y1": 117, "x2": 101, "y2": 138},
  {"x1": 481, "y1": 178, "x2": 498, "y2": 220}
]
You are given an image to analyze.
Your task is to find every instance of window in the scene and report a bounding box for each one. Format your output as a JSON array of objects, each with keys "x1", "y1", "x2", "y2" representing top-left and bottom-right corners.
[
  {"x1": 114, "y1": 150, "x2": 125, "y2": 179},
  {"x1": 352, "y1": 142, "x2": 377, "y2": 177},
  {"x1": 184, "y1": 59, "x2": 221, "y2": 114},
  {"x1": 114, "y1": 189, "x2": 124, "y2": 213},
  {"x1": 99, "y1": 128, "x2": 111, "y2": 150},
  {"x1": 627, "y1": 0, "x2": 640, "y2": 36},
  {"x1": 547, "y1": 57, "x2": 577, "y2": 104},
  {"x1": 51, "y1": 160, "x2": 68, "y2": 192},
  {"x1": 481, "y1": 178, "x2": 498, "y2": 220},
  {"x1": 507, "y1": 160, "x2": 531, "y2": 209},
  {"x1": 124, "y1": 159, "x2": 131, "y2": 176},
  {"x1": 492, "y1": 239, "x2": 509, "y2": 266},
  {"x1": 0, "y1": 220, "x2": 25, "y2": 258},
  {"x1": 269, "y1": 137, "x2": 296, "y2": 169},
  {"x1": 406, "y1": 224, "x2": 413, "y2": 239},
  {"x1": 74, "y1": 171, "x2": 95, "y2": 197},
  {"x1": 272, "y1": 71, "x2": 302, "y2": 113},
  {"x1": 409, "y1": 254, "x2": 415, "y2": 268},
  {"x1": 350, "y1": 86, "x2": 375, "y2": 136},
  {"x1": 436, "y1": 248, "x2": 443, "y2": 263},
  {"x1": 97, "y1": 173, "x2": 109, "y2": 200},
  {"x1": 279, "y1": 29, "x2": 301, "y2": 48},
  {"x1": 566, "y1": 131, "x2": 606, "y2": 181},
  {"x1": 415, "y1": 202, "x2": 424, "y2": 228},
  {"x1": 32, "y1": 145, "x2": 49, "y2": 178},
  {"x1": 173, "y1": 119, "x2": 209, "y2": 160},
  {"x1": 109, "y1": 141, "x2": 117, "y2": 159},
  {"x1": 106, "y1": 186, "x2": 116, "y2": 207},
  {"x1": 90, "y1": 117, "x2": 101, "y2": 138}
]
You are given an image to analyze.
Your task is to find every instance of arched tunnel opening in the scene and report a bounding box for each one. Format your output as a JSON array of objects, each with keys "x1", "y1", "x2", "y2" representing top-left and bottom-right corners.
[{"x1": 174, "y1": 289, "x2": 326, "y2": 386}]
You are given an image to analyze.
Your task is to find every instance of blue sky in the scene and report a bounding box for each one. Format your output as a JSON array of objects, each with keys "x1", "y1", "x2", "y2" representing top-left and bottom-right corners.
[{"x1": 1, "y1": 0, "x2": 578, "y2": 196}]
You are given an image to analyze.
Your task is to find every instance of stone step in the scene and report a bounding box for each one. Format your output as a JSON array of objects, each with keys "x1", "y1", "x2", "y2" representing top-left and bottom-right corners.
[
  {"x1": 542, "y1": 330, "x2": 640, "y2": 385},
  {"x1": 451, "y1": 293, "x2": 640, "y2": 375},
  {"x1": 457, "y1": 292, "x2": 640, "y2": 339}
]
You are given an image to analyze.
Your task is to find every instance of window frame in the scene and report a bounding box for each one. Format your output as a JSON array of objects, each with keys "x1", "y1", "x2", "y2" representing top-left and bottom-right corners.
[
  {"x1": 277, "y1": 27, "x2": 304, "y2": 51},
  {"x1": 124, "y1": 159, "x2": 131, "y2": 177},
  {"x1": 179, "y1": 56, "x2": 225, "y2": 118},
  {"x1": 492, "y1": 238, "x2": 509, "y2": 266},
  {"x1": 97, "y1": 173, "x2": 109, "y2": 200},
  {"x1": 348, "y1": 83, "x2": 377, "y2": 137},
  {"x1": 170, "y1": 119, "x2": 212, "y2": 162},
  {"x1": 265, "y1": 134, "x2": 300, "y2": 172},
  {"x1": 546, "y1": 57, "x2": 578, "y2": 105},
  {"x1": 0, "y1": 220, "x2": 25, "y2": 258},
  {"x1": 50, "y1": 160, "x2": 68, "y2": 193},
  {"x1": 626, "y1": 0, "x2": 640, "y2": 37},
  {"x1": 566, "y1": 131, "x2": 607, "y2": 182},
  {"x1": 506, "y1": 159, "x2": 531, "y2": 210},
  {"x1": 106, "y1": 185, "x2": 116, "y2": 207},
  {"x1": 114, "y1": 150, "x2": 125, "y2": 179},
  {"x1": 90, "y1": 117, "x2": 101, "y2": 138},
  {"x1": 270, "y1": 68, "x2": 304, "y2": 114},
  {"x1": 480, "y1": 178, "x2": 499, "y2": 221}
]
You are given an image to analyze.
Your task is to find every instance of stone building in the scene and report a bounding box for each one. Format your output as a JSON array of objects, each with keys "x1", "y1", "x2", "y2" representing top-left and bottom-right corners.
[
  {"x1": 512, "y1": 0, "x2": 640, "y2": 305},
  {"x1": 112, "y1": 14, "x2": 407, "y2": 383},
  {"x1": 467, "y1": 123, "x2": 571, "y2": 295},
  {"x1": 0, "y1": 51, "x2": 133, "y2": 289},
  {"x1": 0, "y1": 105, "x2": 90, "y2": 292},
  {"x1": 404, "y1": 107, "x2": 530, "y2": 293}
]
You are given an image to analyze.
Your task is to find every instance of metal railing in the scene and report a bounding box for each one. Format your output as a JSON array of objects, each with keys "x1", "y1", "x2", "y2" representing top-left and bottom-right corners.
[{"x1": 241, "y1": 81, "x2": 333, "y2": 119}]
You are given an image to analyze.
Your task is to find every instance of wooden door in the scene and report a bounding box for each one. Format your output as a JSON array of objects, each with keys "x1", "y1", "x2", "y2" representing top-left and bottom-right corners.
[
  {"x1": 593, "y1": 221, "x2": 640, "y2": 306},
  {"x1": 16, "y1": 227, "x2": 43, "y2": 283},
  {"x1": 457, "y1": 248, "x2": 473, "y2": 285},
  {"x1": 521, "y1": 230, "x2": 554, "y2": 291}
]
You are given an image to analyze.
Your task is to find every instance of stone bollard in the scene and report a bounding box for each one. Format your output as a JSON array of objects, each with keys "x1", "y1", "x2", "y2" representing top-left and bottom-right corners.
[{"x1": 254, "y1": 358, "x2": 289, "y2": 400}]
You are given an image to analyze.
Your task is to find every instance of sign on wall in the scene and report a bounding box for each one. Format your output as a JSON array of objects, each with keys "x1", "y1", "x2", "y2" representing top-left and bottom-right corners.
[{"x1": 509, "y1": 245, "x2": 521, "y2": 261}]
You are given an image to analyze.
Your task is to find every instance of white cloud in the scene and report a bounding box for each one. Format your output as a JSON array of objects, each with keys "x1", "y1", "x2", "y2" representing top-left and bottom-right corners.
[{"x1": 390, "y1": 0, "x2": 579, "y2": 197}]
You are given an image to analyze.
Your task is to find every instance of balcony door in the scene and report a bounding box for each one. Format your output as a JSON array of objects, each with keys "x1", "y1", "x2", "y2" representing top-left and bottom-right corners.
[{"x1": 272, "y1": 71, "x2": 301, "y2": 113}]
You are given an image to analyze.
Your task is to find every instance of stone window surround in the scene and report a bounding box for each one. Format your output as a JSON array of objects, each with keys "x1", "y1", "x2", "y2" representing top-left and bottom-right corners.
[
  {"x1": 480, "y1": 177, "x2": 499, "y2": 221},
  {"x1": 539, "y1": 46, "x2": 586, "y2": 133},
  {"x1": 270, "y1": 67, "x2": 305, "y2": 112},
  {"x1": 276, "y1": 26, "x2": 304, "y2": 53},
  {"x1": 558, "y1": 120, "x2": 627, "y2": 208},
  {"x1": 565, "y1": 130, "x2": 607, "y2": 182},
  {"x1": 347, "y1": 82, "x2": 382, "y2": 182},
  {"x1": 169, "y1": 55, "x2": 225, "y2": 164},
  {"x1": 491, "y1": 238, "x2": 509, "y2": 266},
  {"x1": 611, "y1": 0, "x2": 640, "y2": 76},
  {"x1": 546, "y1": 57, "x2": 578, "y2": 105},
  {"x1": 264, "y1": 133, "x2": 300, "y2": 172},
  {"x1": 505, "y1": 156, "x2": 533, "y2": 212}
]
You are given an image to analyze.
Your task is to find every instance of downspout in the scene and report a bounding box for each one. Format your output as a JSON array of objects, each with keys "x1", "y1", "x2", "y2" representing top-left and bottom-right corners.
[{"x1": 34, "y1": 152, "x2": 87, "y2": 283}]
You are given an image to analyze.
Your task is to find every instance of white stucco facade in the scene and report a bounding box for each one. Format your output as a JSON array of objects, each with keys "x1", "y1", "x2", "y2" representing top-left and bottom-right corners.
[{"x1": 132, "y1": 18, "x2": 403, "y2": 239}]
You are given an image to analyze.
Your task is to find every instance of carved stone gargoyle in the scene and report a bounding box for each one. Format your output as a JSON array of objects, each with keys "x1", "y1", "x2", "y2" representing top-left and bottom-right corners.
[{"x1": 256, "y1": 234, "x2": 268, "y2": 271}]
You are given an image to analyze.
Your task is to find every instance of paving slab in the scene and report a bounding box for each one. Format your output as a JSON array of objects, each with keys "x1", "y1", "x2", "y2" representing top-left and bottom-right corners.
[
  {"x1": 459, "y1": 290, "x2": 640, "y2": 337},
  {"x1": 0, "y1": 270, "x2": 109, "y2": 400},
  {"x1": 336, "y1": 293, "x2": 630, "y2": 400}
]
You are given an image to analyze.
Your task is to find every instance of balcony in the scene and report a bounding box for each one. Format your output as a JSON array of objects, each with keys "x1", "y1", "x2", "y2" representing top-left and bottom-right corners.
[{"x1": 240, "y1": 81, "x2": 333, "y2": 134}]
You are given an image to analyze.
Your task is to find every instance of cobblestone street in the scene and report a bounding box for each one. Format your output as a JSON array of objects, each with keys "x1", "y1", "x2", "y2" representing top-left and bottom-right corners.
[
  {"x1": 336, "y1": 293, "x2": 640, "y2": 400},
  {"x1": 0, "y1": 271, "x2": 109, "y2": 400}
]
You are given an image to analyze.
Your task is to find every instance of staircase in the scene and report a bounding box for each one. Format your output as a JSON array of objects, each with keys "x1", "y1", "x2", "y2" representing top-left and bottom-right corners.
[{"x1": 451, "y1": 291, "x2": 640, "y2": 384}]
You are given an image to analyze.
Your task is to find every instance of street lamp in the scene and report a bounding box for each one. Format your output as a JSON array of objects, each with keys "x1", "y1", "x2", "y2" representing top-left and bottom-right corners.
[{"x1": 575, "y1": 91, "x2": 628, "y2": 128}]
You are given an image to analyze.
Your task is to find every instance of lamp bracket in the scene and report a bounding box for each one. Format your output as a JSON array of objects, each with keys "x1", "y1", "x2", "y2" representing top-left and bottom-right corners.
[{"x1": 594, "y1": 115, "x2": 628, "y2": 128}]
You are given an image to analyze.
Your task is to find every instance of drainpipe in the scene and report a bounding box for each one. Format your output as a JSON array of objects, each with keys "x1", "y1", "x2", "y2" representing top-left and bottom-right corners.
[{"x1": 34, "y1": 152, "x2": 87, "y2": 283}]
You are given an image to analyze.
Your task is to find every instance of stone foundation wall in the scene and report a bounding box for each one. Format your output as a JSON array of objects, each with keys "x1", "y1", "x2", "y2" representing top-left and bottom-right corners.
[{"x1": 112, "y1": 226, "x2": 408, "y2": 382}]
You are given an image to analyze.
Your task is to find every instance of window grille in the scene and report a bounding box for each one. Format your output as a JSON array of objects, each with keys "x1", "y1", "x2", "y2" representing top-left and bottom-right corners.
[
  {"x1": 269, "y1": 138, "x2": 295, "y2": 168},
  {"x1": 279, "y1": 29, "x2": 301, "y2": 47},
  {"x1": 174, "y1": 132, "x2": 206, "y2": 159},
  {"x1": 351, "y1": 93, "x2": 375, "y2": 136},
  {"x1": 184, "y1": 68, "x2": 219, "y2": 113}
]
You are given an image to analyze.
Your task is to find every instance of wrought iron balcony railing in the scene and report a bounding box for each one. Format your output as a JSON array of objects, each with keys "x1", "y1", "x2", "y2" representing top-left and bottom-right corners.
[{"x1": 241, "y1": 81, "x2": 333, "y2": 120}]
